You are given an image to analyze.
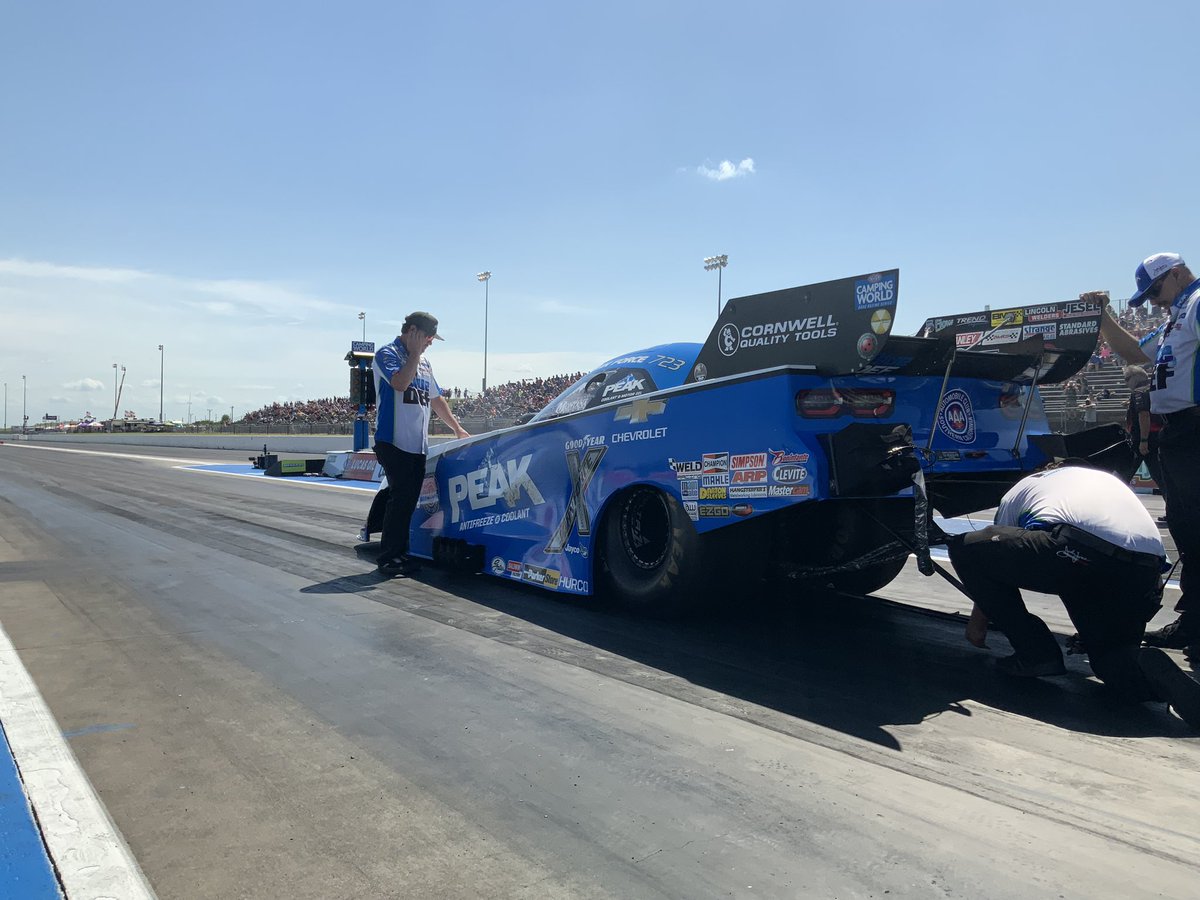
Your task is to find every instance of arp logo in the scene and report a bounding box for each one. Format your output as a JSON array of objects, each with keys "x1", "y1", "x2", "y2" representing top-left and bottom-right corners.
[
  {"x1": 447, "y1": 454, "x2": 546, "y2": 523},
  {"x1": 937, "y1": 389, "x2": 976, "y2": 444}
]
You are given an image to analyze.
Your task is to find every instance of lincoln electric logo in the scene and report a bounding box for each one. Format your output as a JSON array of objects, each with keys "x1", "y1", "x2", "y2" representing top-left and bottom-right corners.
[{"x1": 937, "y1": 389, "x2": 976, "y2": 444}]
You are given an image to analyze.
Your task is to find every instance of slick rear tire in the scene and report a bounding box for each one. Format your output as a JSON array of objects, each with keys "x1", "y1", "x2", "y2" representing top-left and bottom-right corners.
[{"x1": 599, "y1": 486, "x2": 704, "y2": 618}]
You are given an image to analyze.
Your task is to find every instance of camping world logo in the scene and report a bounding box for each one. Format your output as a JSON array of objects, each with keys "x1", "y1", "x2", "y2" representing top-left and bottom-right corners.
[{"x1": 937, "y1": 389, "x2": 976, "y2": 444}]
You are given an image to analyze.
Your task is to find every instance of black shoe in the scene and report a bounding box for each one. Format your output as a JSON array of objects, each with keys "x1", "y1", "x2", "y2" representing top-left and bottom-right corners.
[
  {"x1": 1143, "y1": 616, "x2": 1198, "y2": 650},
  {"x1": 377, "y1": 556, "x2": 419, "y2": 577},
  {"x1": 1139, "y1": 647, "x2": 1200, "y2": 730},
  {"x1": 1156, "y1": 515, "x2": 1170, "y2": 527},
  {"x1": 996, "y1": 654, "x2": 1067, "y2": 678}
]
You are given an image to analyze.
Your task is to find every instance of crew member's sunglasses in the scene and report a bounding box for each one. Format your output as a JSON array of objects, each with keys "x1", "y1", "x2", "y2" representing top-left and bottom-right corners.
[{"x1": 1145, "y1": 270, "x2": 1174, "y2": 301}]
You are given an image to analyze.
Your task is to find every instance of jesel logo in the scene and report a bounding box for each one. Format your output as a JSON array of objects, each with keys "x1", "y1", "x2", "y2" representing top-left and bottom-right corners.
[{"x1": 448, "y1": 454, "x2": 546, "y2": 523}]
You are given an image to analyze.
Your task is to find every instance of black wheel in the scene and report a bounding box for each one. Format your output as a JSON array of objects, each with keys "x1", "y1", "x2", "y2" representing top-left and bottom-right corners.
[
  {"x1": 822, "y1": 556, "x2": 908, "y2": 596},
  {"x1": 599, "y1": 486, "x2": 704, "y2": 617}
]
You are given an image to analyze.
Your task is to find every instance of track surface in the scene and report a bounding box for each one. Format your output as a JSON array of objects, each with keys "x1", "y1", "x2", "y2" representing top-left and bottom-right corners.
[{"x1": 1, "y1": 441, "x2": 1197, "y2": 899}]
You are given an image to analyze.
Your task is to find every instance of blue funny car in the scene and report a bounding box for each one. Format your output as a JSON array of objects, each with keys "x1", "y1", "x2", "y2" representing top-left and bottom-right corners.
[{"x1": 409, "y1": 270, "x2": 1107, "y2": 615}]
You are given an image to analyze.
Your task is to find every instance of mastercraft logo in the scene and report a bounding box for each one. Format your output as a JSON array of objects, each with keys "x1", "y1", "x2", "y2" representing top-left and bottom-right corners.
[{"x1": 937, "y1": 389, "x2": 976, "y2": 444}]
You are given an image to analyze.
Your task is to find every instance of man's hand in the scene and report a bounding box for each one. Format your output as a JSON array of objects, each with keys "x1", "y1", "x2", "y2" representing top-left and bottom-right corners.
[{"x1": 1079, "y1": 290, "x2": 1111, "y2": 313}]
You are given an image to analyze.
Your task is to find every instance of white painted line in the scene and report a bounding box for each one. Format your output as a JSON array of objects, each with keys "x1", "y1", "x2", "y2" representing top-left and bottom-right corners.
[
  {"x1": 0, "y1": 623, "x2": 156, "y2": 899},
  {"x1": 0, "y1": 442, "x2": 211, "y2": 465}
]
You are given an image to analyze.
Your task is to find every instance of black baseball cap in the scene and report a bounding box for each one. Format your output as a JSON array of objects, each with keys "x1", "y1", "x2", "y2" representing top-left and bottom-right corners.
[{"x1": 404, "y1": 311, "x2": 444, "y2": 340}]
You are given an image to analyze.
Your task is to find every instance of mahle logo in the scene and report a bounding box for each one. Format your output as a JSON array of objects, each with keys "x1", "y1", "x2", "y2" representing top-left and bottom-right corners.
[{"x1": 447, "y1": 453, "x2": 546, "y2": 523}]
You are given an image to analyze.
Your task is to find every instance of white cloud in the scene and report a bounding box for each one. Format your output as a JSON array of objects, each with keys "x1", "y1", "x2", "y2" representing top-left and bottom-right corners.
[
  {"x1": 697, "y1": 158, "x2": 756, "y2": 181},
  {"x1": 63, "y1": 378, "x2": 105, "y2": 392}
]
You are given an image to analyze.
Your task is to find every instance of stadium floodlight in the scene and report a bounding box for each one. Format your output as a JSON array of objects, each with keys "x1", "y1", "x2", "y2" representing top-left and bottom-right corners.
[
  {"x1": 477, "y1": 271, "x2": 492, "y2": 393},
  {"x1": 704, "y1": 255, "x2": 729, "y2": 318},
  {"x1": 358, "y1": 311, "x2": 366, "y2": 341},
  {"x1": 158, "y1": 344, "x2": 164, "y2": 423}
]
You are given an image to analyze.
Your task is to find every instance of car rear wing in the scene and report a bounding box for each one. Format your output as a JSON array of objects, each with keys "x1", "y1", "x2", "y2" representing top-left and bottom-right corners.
[{"x1": 685, "y1": 270, "x2": 1101, "y2": 386}]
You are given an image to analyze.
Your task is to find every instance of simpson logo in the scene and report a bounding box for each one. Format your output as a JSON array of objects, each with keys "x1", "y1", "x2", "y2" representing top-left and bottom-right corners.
[
  {"x1": 448, "y1": 454, "x2": 546, "y2": 524},
  {"x1": 937, "y1": 389, "x2": 977, "y2": 444},
  {"x1": 730, "y1": 452, "x2": 767, "y2": 470},
  {"x1": 772, "y1": 465, "x2": 808, "y2": 484},
  {"x1": 679, "y1": 478, "x2": 699, "y2": 501},
  {"x1": 854, "y1": 273, "x2": 897, "y2": 310},
  {"x1": 702, "y1": 452, "x2": 729, "y2": 474},
  {"x1": 1022, "y1": 322, "x2": 1057, "y2": 341},
  {"x1": 769, "y1": 448, "x2": 810, "y2": 465}
]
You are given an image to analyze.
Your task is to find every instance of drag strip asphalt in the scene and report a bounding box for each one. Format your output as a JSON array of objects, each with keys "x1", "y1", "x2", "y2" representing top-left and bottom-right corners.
[{"x1": 0, "y1": 441, "x2": 1197, "y2": 899}]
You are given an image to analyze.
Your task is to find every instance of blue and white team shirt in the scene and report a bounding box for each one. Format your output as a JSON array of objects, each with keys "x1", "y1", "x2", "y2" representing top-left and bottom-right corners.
[
  {"x1": 1148, "y1": 278, "x2": 1200, "y2": 414},
  {"x1": 995, "y1": 466, "x2": 1165, "y2": 557},
  {"x1": 373, "y1": 338, "x2": 443, "y2": 454}
]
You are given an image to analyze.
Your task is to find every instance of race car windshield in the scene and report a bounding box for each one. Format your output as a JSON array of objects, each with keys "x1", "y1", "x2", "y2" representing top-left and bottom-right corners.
[{"x1": 531, "y1": 367, "x2": 658, "y2": 422}]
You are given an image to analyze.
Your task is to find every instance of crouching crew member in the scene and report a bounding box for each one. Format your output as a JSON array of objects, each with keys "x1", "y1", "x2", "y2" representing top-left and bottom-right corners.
[{"x1": 946, "y1": 462, "x2": 1200, "y2": 730}]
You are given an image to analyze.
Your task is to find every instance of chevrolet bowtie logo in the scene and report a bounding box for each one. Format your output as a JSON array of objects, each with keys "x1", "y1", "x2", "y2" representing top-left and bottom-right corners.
[{"x1": 615, "y1": 398, "x2": 666, "y2": 425}]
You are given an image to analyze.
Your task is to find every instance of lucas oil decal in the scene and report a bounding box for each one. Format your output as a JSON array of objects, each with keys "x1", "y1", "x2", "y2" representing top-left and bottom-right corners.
[{"x1": 937, "y1": 389, "x2": 977, "y2": 444}]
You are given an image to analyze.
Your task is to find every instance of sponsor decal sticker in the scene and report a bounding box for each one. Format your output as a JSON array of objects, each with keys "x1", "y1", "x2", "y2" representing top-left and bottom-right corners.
[
  {"x1": 564, "y1": 543, "x2": 589, "y2": 558},
  {"x1": 698, "y1": 504, "x2": 731, "y2": 517},
  {"x1": 769, "y1": 448, "x2": 810, "y2": 465},
  {"x1": 772, "y1": 465, "x2": 808, "y2": 484},
  {"x1": 491, "y1": 556, "x2": 506, "y2": 575},
  {"x1": 1059, "y1": 320, "x2": 1099, "y2": 337},
  {"x1": 702, "y1": 452, "x2": 729, "y2": 474},
  {"x1": 506, "y1": 560, "x2": 523, "y2": 576},
  {"x1": 937, "y1": 388, "x2": 977, "y2": 444},
  {"x1": 546, "y1": 446, "x2": 607, "y2": 553},
  {"x1": 955, "y1": 331, "x2": 983, "y2": 349},
  {"x1": 730, "y1": 452, "x2": 767, "y2": 470},
  {"x1": 565, "y1": 434, "x2": 606, "y2": 451},
  {"x1": 728, "y1": 485, "x2": 769, "y2": 498},
  {"x1": 611, "y1": 426, "x2": 668, "y2": 443},
  {"x1": 718, "y1": 316, "x2": 839, "y2": 355},
  {"x1": 418, "y1": 475, "x2": 439, "y2": 513},
  {"x1": 683, "y1": 500, "x2": 699, "y2": 521},
  {"x1": 731, "y1": 469, "x2": 767, "y2": 484},
  {"x1": 768, "y1": 484, "x2": 811, "y2": 497},
  {"x1": 1022, "y1": 322, "x2": 1057, "y2": 340},
  {"x1": 979, "y1": 326, "x2": 1021, "y2": 346},
  {"x1": 669, "y1": 458, "x2": 702, "y2": 476},
  {"x1": 448, "y1": 453, "x2": 546, "y2": 524},
  {"x1": 559, "y1": 576, "x2": 589, "y2": 592},
  {"x1": 692, "y1": 363, "x2": 708, "y2": 381},
  {"x1": 854, "y1": 273, "x2": 897, "y2": 310},
  {"x1": 935, "y1": 450, "x2": 962, "y2": 462},
  {"x1": 701, "y1": 473, "x2": 729, "y2": 487},
  {"x1": 602, "y1": 374, "x2": 646, "y2": 399},
  {"x1": 857, "y1": 333, "x2": 878, "y2": 358},
  {"x1": 614, "y1": 398, "x2": 667, "y2": 425},
  {"x1": 679, "y1": 478, "x2": 699, "y2": 500},
  {"x1": 732, "y1": 503, "x2": 754, "y2": 517},
  {"x1": 699, "y1": 486, "x2": 727, "y2": 500},
  {"x1": 990, "y1": 308, "x2": 1024, "y2": 327},
  {"x1": 870, "y1": 307, "x2": 893, "y2": 335}
]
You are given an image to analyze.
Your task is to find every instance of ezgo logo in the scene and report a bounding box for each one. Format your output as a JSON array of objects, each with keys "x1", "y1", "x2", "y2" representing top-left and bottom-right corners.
[{"x1": 937, "y1": 389, "x2": 976, "y2": 444}]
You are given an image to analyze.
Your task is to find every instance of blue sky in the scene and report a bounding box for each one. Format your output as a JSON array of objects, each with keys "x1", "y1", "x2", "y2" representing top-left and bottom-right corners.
[{"x1": 2, "y1": 1, "x2": 1197, "y2": 425}]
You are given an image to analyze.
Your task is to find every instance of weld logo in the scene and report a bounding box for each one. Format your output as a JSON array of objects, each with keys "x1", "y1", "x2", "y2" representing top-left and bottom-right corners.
[{"x1": 448, "y1": 454, "x2": 546, "y2": 524}]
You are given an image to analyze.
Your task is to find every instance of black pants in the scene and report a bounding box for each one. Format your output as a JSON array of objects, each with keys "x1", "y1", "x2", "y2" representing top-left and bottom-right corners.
[
  {"x1": 947, "y1": 526, "x2": 1162, "y2": 699},
  {"x1": 1158, "y1": 414, "x2": 1200, "y2": 616},
  {"x1": 373, "y1": 442, "x2": 425, "y2": 563}
]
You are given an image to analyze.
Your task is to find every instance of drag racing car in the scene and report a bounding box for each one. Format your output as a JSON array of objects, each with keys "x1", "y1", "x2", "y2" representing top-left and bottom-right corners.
[{"x1": 409, "y1": 270, "x2": 1108, "y2": 616}]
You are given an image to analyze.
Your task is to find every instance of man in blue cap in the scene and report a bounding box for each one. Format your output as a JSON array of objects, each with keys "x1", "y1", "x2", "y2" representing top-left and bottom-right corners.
[{"x1": 1088, "y1": 253, "x2": 1200, "y2": 649}]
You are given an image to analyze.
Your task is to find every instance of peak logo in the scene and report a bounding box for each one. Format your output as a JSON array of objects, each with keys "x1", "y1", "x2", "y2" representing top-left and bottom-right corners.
[{"x1": 448, "y1": 454, "x2": 546, "y2": 523}]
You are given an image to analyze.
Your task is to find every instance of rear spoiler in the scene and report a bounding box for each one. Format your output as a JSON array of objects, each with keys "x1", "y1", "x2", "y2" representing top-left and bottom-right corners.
[{"x1": 685, "y1": 271, "x2": 1100, "y2": 386}]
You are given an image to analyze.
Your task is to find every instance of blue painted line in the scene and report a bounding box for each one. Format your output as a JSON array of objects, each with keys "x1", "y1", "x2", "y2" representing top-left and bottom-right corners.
[
  {"x1": 0, "y1": 724, "x2": 63, "y2": 899},
  {"x1": 62, "y1": 723, "x2": 134, "y2": 739},
  {"x1": 182, "y1": 463, "x2": 379, "y2": 490}
]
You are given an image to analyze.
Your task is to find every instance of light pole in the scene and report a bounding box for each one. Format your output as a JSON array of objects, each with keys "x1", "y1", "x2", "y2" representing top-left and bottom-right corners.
[
  {"x1": 111, "y1": 363, "x2": 118, "y2": 432},
  {"x1": 3, "y1": 381, "x2": 6, "y2": 430},
  {"x1": 158, "y1": 344, "x2": 164, "y2": 423},
  {"x1": 704, "y1": 255, "x2": 729, "y2": 318},
  {"x1": 230, "y1": 405, "x2": 234, "y2": 424},
  {"x1": 22, "y1": 375, "x2": 27, "y2": 433},
  {"x1": 476, "y1": 271, "x2": 491, "y2": 393},
  {"x1": 358, "y1": 311, "x2": 366, "y2": 341}
]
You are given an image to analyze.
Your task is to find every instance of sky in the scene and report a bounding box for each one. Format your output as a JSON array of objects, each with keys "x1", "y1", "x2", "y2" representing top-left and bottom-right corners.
[{"x1": 2, "y1": 1, "x2": 1198, "y2": 425}]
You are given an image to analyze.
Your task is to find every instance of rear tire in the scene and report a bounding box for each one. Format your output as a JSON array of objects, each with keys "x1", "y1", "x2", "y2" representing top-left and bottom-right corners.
[{"x1": 599, "y1": 486, "x2": 704, "y2": 618}]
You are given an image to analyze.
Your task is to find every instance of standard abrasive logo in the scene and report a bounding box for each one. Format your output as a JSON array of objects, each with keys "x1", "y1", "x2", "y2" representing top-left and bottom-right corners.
[{"x1": 448, "y1": 454, "x2": 546, "y2": 524}]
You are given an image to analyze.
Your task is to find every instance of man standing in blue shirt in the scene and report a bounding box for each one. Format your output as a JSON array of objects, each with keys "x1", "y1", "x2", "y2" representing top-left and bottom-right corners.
[
  {"x1": 1092, "y1": 253, "x2": 1200, "y2": 650},
  {"x1": 373, "y1": 311, "x2": 469, "y2": 577}
]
